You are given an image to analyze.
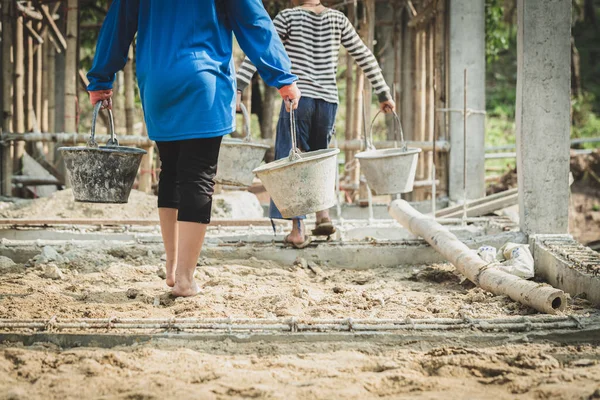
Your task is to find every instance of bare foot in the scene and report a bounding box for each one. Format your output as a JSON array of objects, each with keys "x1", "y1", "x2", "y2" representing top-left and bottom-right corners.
[
  {"x1": 165, "y1": 259, "x2": 177, "y2": 287},
  {"x1": 172, "y1": 280, "x2": 201, "y2": 297},
  {"x1": 284, "y1": 218, "x2": 308, "y2": 246}
]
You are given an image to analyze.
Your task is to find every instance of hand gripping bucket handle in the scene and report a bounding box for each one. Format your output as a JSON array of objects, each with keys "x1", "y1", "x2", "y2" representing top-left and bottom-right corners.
[
  {"x1": 287, "y1": 100, "x2": 302, "y2": 161},
  {"x1": 238, "y1": 102, "x2": 253, "y2": 143},
  {"x1": 89, "y1": 101, "x2": 119, "y2": 148},
  {"x1": 366, "y1": 109, "x2": 407, "y2": 152}
]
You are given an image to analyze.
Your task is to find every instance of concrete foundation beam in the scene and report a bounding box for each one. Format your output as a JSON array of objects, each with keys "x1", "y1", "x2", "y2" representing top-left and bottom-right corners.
[
  {"x1": 532, "y1": 235, "x2": 600, "y2": 306},
  {"x1": 448, "y1": 0, "x2": 486, "y2": 201},
  {"x1": 516, "y1": 0, "x2": 572, "y2": 235}
]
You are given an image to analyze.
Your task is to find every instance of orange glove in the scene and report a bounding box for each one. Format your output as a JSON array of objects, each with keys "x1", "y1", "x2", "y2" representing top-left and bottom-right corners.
[
  {"x1": 89, "y1": 89, "x2": 113, "y2": 110},
  {"x1": 278, "y1": 83, "x2": 301, "y2": 111}
]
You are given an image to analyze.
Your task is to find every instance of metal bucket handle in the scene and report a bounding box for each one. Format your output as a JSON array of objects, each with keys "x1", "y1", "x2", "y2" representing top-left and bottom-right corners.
[
  {"x1": 88, "y1": 101, "x2": 118, "y2": 148},
  {"x1": 287, "y1": 100, "x2": 302, "y2": 161},
  {"x1": 238, "y1": 102, "x2": 253, "y2": 143},
  {"x1": 367, "y1": 109, "x2": 407, "y2": 152}
]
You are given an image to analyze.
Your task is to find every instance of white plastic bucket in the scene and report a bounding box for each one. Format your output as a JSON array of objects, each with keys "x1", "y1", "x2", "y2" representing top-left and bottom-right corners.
[
  {"x1": 355, "y1": 110, "x2": 421, "y2": 195},
  {"x1": 215, "y1": 104, "x2": 269, "y2": 187}
]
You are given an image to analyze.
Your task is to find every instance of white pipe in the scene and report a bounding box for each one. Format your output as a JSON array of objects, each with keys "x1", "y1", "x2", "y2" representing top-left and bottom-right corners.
[{"x1": 388, "y1": 199, "x2": 566, "y2": 314}]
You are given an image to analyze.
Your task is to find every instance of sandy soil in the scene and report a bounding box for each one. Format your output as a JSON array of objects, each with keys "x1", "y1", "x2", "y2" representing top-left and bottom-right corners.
[
  {"x1": 0, "y1": 341, "x2": 599, "y2": 400},
  {"x1": 1, "y1": 245, "x2": 594, "y2": 321},
  {"x1": 0, "y1": 189, "x2": 263, "y2": 220},
  {"x1": 0, "y1": 248, "x2": 598, "y2": 399}
]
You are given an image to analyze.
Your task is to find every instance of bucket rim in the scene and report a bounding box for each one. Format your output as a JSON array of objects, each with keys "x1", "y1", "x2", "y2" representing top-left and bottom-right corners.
[
  {"x1": 58, "y1": 145, "x2": 147, "y2": 155},
  {"x1": 355, "y1": 147, "x2": 421, "y2": 160},
  {"x1": 253, "y1": 148, "x2": 340, "y2": 174},
  {"x1": 221, "y1": 139, "x2": 270, "y2": 150}
]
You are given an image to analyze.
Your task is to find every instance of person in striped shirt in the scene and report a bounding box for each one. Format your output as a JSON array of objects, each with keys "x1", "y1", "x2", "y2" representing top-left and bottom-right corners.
[{"x1": 237, "y1": 1, "x2": 395, "y2": 248}]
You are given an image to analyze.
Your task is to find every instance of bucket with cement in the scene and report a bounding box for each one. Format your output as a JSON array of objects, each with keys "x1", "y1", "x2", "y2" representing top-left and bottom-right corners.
[
  {"x1": 215, "y1": 103, "x2": 270, "y2": 187},
  {"x1": 253, "y1": 103, "x2": 339, "y2": 218},
  {"x1": 58, "y1": 103, "x2": 146, "y2": 203},
  {"x1": 355, "y1": 110, "x2": 421, "y2": 195}
]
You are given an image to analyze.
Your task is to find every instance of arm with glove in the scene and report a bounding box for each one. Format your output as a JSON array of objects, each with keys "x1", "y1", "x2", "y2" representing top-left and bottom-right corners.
[{"x1": 230, "y1": 7, "x2": 300, "y2": 110}]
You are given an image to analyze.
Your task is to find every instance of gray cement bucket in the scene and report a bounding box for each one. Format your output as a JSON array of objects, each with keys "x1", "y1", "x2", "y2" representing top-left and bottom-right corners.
[
  {"x1": 252, "y1": 103, "x2": 339, "y2": 218},
  {"x1": 355, "y1": 110, "x2": 421, "y2": 195},
  {"x1": 58, "y1": 103, "x2": 146, "y2": 203},
  {"x1": 215, "y1": 103, "x2": 269, "y2": 187}
]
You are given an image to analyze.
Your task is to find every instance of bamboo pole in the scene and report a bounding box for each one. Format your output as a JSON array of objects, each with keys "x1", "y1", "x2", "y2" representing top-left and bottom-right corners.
[
  {"x1": 1, "y1": 132, "x2": 153, "y2": 146},
  {"x1": 64, "y1": 0, "x2": 77, "y2": 133},
  {"x1": 35, "y1": 22, "x2": 43, "y2": 132},
  {"x1": 389, "y1": 199, "x2": 567, "y2": 314},
  {"x1": 25, "y1": 20, "x2": 34, "y2": 132},
  {"x1": 41, "y1": 32, "x2": 48, "y2": 133},
  {"x1": 13, "y1": 13, "x2": 25, "y2": 173},
  {"x1": 124, "y1": 46, "x2": 135, "y2": 134},
  {"x1": 138, "y1": 145, "x2": 154, "y2": 194},
  {"x1": 1, "y1": 0, "x2": 14, "y2": 195},
  {"x1": 433, "y1": 0, "x2": 448, "y2": 197}
]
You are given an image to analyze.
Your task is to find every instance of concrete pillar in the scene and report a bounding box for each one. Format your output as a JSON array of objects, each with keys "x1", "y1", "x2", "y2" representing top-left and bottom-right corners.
[
  {"x1": 448, "y1": 0, "x2": 485, "y2": 202},
  {"x1": 516, "y1": 0, "x2": 571, "y2": 235}
]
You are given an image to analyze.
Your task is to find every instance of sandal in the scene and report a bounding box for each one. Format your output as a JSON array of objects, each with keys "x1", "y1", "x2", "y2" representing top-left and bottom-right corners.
[
  {"x1": 311, "y1": 219, "x2": 336, "y2": 236},
  {"x1": 284, "y1": 234, "x2": 313, "y2": 249}
]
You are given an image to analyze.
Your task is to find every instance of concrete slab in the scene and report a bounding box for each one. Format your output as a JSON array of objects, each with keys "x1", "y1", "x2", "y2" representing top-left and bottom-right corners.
[
  {"x1": 0, "y1": 231, "x2": 527, "y2": 268},
  {"x1": 2, "y1": 319, "x2": 599, "y2": 349},
  {"x1": 532, "y1": 235, "x2": 600, "y2": 306}
]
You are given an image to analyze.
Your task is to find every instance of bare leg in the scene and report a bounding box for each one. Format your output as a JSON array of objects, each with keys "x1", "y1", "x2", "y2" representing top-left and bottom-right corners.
[
  {"x1": 315, "y1": 209, "x2": 331, "y2": 224},
  {"x1": 172, "y1": 221, "x2": 207, "y2": 297},
  {"x1": 285, "y1": 218, "x2": 307, "y2": 245},
  {"x1": 158, "y1": 208, "x2": 178, "y2": 287}
]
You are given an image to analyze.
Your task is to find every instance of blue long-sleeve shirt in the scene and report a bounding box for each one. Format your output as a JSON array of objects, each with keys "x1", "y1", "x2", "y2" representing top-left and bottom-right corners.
[{"x1": 87, "y1": 0, "x2": 297, "y2": 141}]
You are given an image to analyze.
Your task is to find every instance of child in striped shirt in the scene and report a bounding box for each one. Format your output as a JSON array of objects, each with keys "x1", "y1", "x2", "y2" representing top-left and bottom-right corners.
[{"x1": 237, "y1": 1, "x2": 395, "y2": 248}]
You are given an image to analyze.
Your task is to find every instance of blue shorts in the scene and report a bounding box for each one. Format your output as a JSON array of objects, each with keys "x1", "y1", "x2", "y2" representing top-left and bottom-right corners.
[{"x1": 269, "y1": 97, "x2": 338, "y2": 220}]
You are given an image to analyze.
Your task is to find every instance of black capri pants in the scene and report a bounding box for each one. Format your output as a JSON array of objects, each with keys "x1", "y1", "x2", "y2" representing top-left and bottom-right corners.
[{"x1": 156, "y1": 136, "x2": 222, "y2": 224}]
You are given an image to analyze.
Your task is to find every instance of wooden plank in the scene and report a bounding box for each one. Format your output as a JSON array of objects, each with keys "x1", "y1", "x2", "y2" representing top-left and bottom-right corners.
[
  {"x1": 435, "y1": 187, "x2": 518, "y2": 217},
  {"x1": 0, "y1": 218, "x2": 287, "y2": 227},
  {"x1": 12, "y1": 176, "x2": 61, "y2": 186},
  {"x1": 438, "y1": 193, "x2": 519, "y2": 219},
  {"x1": 1, "y1": 132, "x2": 153, "y2": 147}
]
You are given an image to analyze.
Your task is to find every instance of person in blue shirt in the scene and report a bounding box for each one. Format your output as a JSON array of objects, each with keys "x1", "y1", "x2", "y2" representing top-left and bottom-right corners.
[{"x1": 87, "y1": 0, "x2": 301, "y2": 297}]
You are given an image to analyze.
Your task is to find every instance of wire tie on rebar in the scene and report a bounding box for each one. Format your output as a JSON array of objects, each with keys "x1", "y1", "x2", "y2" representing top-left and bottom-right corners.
[
  {"x1": 45, "y1": 315, "x2": 57, "y2": 332},
  {"x1": 347, "y1": 317, "x2": 354, "y2": 332},
  {"x1": 288, "y1": 317, "x2": 298, "y2": 333},
  {"x1": 569, "y1": 315, "x2": 585, "y2": 329},
  {"x1": 107, "y1": 316, "x2": 117, "y2": 330},
  {"x1": 167, "y1": 317, "x2": 176, "y2": 331},
  {"x1": 226, "y1": 316, "x2": 233, "y2": 334},
  {"x1": 406, "y1": 316, "x2": 414, "y2": 329}
]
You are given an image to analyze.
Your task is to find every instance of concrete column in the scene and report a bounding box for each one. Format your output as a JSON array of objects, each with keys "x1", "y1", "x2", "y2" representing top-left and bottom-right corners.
[
  {"x1": 448, "y1": 0, "x2": 486, "y2": 202},
  {"x1": 516, "y1": 0, "x2": 571, "y2": 235}
]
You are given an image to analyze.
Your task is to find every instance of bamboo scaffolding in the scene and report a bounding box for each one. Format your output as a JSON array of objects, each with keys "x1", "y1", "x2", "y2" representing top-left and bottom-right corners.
[
  {"x1": 1, "y1": 132, "x2": 153, "y2": 146},
  {"x1": 389, "y1": 199, "x2": 567, "y2": 314},
  {"x1": 13, "y1": 13, "x2": 25, "y2": 173},
  {"x1": 1, "y1": 0, "x2": 15, "y2": 195},
  {"x1": 63, "y1": 0, "x2": 77, "y2": 133}
]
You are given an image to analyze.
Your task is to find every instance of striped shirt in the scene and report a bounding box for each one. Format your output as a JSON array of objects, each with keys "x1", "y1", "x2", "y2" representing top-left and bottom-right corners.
[{"x1": 236, "y1": 7, "x2": 391, "y2": 104}]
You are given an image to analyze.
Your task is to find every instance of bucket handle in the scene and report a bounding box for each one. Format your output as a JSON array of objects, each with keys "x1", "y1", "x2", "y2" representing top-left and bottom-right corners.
[
  {"x1": 367, "y1": 109, "x2": 407, "y2": 152},
  {"x1": 238, "y1": 102, "x2": 253, "y2": 143},
  {"x1": 287, "y1": 100, "x2": 302, "y2": 161},
  {"x1": 89, "y1": 101, "x2": 118, "y2": 148}
]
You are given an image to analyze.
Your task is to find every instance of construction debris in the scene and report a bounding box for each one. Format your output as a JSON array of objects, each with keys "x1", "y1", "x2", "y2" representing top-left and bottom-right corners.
[{"x1": 390, "y1": 200, "x2": 566, "y2": 314}]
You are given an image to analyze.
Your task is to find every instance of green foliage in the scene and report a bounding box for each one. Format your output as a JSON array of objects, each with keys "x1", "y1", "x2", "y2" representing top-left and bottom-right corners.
[{"x1": 485, "y1": 0, "x2": 511, "y2": 64}]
